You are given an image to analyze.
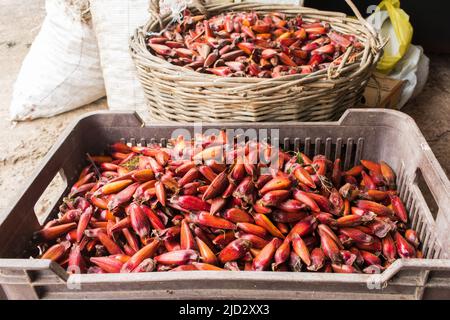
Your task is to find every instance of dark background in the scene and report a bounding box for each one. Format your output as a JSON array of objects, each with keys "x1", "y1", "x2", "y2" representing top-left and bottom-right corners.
[{"x1": 305, "y1": 0, "x2": 450, "y2": 53}]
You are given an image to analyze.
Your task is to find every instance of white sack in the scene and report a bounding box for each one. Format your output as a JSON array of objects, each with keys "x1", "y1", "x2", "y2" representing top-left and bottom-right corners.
[
  {"x1": 90, "y1": 0, "x2": 149, "y2": 112},
  {"x1": 10, "y1": 0, "x2": 105, "y2": 121},
  {"x1": 367, "y1": 10, "x2": 429, "y2": 108},
  {"x1": 389, "y1": 44, "x2": 429, "y2": 107}
]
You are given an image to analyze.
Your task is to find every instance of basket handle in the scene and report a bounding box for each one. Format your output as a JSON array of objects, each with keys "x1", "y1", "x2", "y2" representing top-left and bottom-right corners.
[
  {"x1": 148, "y1": 0, "x2": 164, "y2": 29},
  {"x1": 148, "y1": 0, "x2": 208, "y2": 29},
  {"x1": 344, "y1": 0, "x2": 378, "y2": 38}
]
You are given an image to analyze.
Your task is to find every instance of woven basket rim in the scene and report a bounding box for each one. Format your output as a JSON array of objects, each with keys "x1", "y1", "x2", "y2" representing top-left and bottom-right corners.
[{"x1": 130, "y1": 1, "x2": 383, "y2": 87}]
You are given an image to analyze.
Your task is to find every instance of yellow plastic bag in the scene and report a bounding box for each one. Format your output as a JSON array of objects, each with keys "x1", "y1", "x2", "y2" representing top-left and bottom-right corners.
[{"x1": 376, "y1": 0, "x2": 413, "y2": 73}]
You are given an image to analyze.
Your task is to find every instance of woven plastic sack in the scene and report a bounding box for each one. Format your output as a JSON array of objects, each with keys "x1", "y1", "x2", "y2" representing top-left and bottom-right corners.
[
  {"x1": 90, "y1": 0, "x2": 150, "y2": 112},
  {"x1": 10, "y1": 0, "x2": 105, "y2": 121}
]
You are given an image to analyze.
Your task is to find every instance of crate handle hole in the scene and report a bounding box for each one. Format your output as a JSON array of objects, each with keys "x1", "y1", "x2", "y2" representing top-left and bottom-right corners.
[
  {"x1": 33, "y1": 169, "x2": 68, "y2": 225},
  {"x1": 415, "y1": 168, "x2": 439, "y2": 221}
]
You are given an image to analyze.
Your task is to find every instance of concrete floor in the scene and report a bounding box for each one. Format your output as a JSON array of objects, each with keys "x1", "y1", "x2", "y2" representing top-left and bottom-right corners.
[
  {"x1": 0, "y1": 0, "x2": 107, "y2": 218},
  {"x1": 402, "y1": 54, "x2": 450, "y2": 178},
  {"x1": 0, "y1": 0, "x2": 449, "y2": 220}
]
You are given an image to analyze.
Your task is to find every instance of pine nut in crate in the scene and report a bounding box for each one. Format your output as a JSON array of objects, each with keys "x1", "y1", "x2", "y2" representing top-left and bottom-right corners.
[
  {"x1": 130, "y1": 0, "x2": 382, "y2": 122},
  {"x1": 0, "y1": 109, "x2": 449, "y2": 299}
]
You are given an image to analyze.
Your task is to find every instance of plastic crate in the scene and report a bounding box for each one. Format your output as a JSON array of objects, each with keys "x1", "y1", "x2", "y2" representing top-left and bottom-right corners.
[{"x1": 0, "y1": 109, "x2": 449, "y2": 299}]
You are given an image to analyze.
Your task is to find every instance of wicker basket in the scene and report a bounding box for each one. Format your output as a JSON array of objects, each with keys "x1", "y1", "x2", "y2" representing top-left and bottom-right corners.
[{"x1": 130, "y1": 0, "x2": 383, "y2": 122}]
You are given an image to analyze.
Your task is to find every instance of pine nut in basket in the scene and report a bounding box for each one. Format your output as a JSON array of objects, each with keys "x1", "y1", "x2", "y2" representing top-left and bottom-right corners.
[{"x1": 130, "y1": 0, "x2": 383, "y2": 122}]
